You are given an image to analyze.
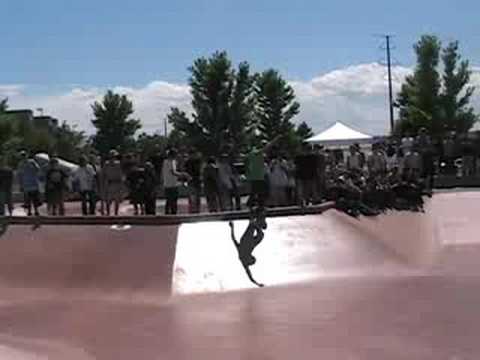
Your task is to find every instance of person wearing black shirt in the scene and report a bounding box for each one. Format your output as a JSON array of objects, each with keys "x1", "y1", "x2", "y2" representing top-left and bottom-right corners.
[
  {"x1": 203, "y1": 157, "x2": 220, "y2": 212},
  {"x1": 0, "y1": 157, "x2": 14, "y2": 216},
  {"x1": 127, "y1": 164, "x2": 147, "y2": 215},
  {"x1": 295, "y1": 145, "x2": 318, "y2": 207},
  {"x1": 143, "y1": 162, "x2": 157, "y2": 215},
  {"x1": 185, "y1": 151, "x2": 202, "y2": 213}
]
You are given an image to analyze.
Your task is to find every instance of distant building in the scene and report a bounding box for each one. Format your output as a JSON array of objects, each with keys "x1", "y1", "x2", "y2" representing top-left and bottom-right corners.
[
  {"x1": 33, "y1": 116, "x2": 59, "y2": 131},
  {"x1": 3, "y1": 109, "x2": 34, "y2": 123},
  {"x1": 3, "y1": 109, "x2": 58, "y2": 133}
]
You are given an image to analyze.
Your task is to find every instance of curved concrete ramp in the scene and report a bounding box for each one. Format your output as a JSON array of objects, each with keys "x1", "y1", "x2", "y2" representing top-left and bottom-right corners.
[
  {"x1": 1, "y1": 192, "x2": 479, "y2": 297},
  {"x1": 0, "y1": 224, "x2": 179, "y2": 300},
  {"x1": 0, "y1": 192, "x2": 480, "y2": 359}
]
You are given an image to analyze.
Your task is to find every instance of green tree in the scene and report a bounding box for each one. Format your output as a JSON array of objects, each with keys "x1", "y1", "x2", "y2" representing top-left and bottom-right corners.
[
  {"x1": 254, "y1": 69, "x2": 300, "y2": 149},
  {"x1": 395, "y1": 35, "x2": 477, "y2": 136},
  {"x1": 227, "y1": 62, "x2": 256, "y2": 155},
  {"x1": 440, "y1": 41, "x2": 477, "y2": 133},
  {"x1": 135, "y1": 132, "x2": 167, "y2": 160},
  {"x1": 54, "y1": 121, "x2": 86, "y2": 161},
  {"x1": 91, "y1": 90, "x2": 141, "y2": 156},
  {"x1": 168, "y1": 51, "x2": 256, "y2": 156}
]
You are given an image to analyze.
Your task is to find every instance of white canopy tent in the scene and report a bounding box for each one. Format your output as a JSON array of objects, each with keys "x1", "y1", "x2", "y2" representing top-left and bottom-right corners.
[{"x1": 307, "y1": 122, "x2": 374, "y2": 147}]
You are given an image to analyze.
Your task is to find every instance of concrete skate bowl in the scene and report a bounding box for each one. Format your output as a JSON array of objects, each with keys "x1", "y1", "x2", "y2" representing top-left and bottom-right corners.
[
  {"x1": 0, "y1": 191, "x2": 479, "y2": 359},
  {"x1": 0, "y1": 224, "x2": 180, "y2": 302},
  {"x1": 0, "y1": 191, "x2": 479, "y2": 296}
]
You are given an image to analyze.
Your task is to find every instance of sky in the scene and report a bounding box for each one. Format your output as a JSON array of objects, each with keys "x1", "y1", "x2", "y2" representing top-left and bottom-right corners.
[{"x1": 1, "y1": 0, "x2": 480, "y2": 135}]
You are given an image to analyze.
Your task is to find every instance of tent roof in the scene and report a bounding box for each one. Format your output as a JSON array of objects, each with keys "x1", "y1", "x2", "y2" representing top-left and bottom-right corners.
[{"x1": 307, "y1": 122, "x2": 372, "y2": 145}]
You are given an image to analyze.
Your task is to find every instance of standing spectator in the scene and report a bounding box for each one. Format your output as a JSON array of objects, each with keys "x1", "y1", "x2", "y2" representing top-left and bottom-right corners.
[
  {"x1": 103, "y1": 150, "x2": 124, "y2": 216},
  {"x1": 416, "y1": 128, "x2": 435, "y2": 192},
  {"x1": 443, "y1": 133, "x2": 457, "y2": 175},
  {"x1": 295, "y1": 144, "x2": 319, "y2": 207},
  {"x1": 89, "y1": 155, "x2": 102, "y2": 214},
  {"x1": 185, "y1": 150, "x2": 202, "y2": 214},
  {"x1": 367, "y1": 144, "x2": 387, "y2": 178},
  {"x1": 74, "y1": 156, "x2": 97, "y2": 215},
  {"x1": 346, "y1": 145, "x2": 363, "y2": 173},
  {"x1": 313, "y1": 146, "x2": 327, "y2": 202},
  {"x1": 245, "y1": 136, "x2": 282, "y2": 209},
  {"x1": 17, "y1": 151, "x2": 41, "y2": 216},
  {"x1": 0, "y1": 156, "x2": 14, "y2": 216},
  {"x1": 285, "y1": 156, "x2": 296, "y2": 205},
  {"x1": 45, "y1": 158, "x2": 69, "y2": 216},
  {"x1": 403, "y1": 144, "x2": 423, "y2": 182},
  {"x1": 268, "y1": 154, "x2": 289, "y2": 207},
  {"x1": 162, "y1": 149, "x2": 184, "y2": 215},
  {"x1": 355, "y1": 143, "x2": 366, "y2": 169},
  {"x1": 462, "y1": 139, "x2": 475, "y2": 177},
  {"x1": 385, "y1": 143, "x2": 398, "y2": 171},
  {"x1": 126, "y1": 163, "x2": 147, "y2": 215},
  {"x1": 230, "y1": 157, "x2": 242, "y2": 211},
  {"x1": 144, "y1": 161, "x2": 157, "y2": 215},
  {"x1": 203, "y1": 157, "x2": 220, "y2": 212},
  {"x1": 217, "y1": 153, "x2": 235, "y2": 211}
]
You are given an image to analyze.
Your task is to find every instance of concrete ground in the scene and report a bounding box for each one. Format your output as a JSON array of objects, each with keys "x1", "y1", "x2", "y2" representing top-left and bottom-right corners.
[{"x1": 0, "y1": 191, "x2": 479, "y2": 359}]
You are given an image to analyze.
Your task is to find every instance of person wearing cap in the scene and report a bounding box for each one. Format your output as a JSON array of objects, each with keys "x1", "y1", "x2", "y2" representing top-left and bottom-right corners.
[
  {"x1": 17, "y1": 151, "x2": 41, "y2": 216},
  {"x1": 103, "y1": 149, "x2": 124, "y2": 216}
]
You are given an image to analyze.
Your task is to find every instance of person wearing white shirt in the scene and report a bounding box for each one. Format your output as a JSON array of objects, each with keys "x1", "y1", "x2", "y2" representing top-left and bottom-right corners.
[
  {"x1": 162, "y1": 149, "x2": 186, "y2": 215},
  {"x1": 74, "y1": 156, "x2": 97, "y2": 215}
]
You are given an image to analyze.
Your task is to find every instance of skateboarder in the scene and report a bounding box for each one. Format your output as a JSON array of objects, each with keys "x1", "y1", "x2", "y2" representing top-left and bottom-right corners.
[{"x1": 229, "y1": 208, "x2": 267, "y2": 287}]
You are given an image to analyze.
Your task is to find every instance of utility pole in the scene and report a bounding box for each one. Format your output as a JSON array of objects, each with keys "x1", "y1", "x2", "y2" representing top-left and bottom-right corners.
[
  {"x1": 164, "y1": 118, "x2": 168, "y2": 137},
  {"x1": 385, "y1": 35, "x2": 395, "y2": 134}
]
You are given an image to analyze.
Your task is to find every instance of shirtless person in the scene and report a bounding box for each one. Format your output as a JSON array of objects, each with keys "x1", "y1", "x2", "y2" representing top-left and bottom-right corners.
[{"x1": 228, "y1": 208, "x2": 267, "y2": 287}]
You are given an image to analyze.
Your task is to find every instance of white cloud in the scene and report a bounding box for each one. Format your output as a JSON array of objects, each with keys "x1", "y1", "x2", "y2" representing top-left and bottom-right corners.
[
  {"x1": 2, "y1": 62, "x2": 479, "y2": 136},
  {"x1": 0, "y1": 85, "x2": 25, "y2": 97}
]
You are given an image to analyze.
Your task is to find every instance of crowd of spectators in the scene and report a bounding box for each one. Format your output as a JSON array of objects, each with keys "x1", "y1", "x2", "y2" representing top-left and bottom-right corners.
[{"x1": 0, "y1": 128, "x2": 479, "y2": 217}]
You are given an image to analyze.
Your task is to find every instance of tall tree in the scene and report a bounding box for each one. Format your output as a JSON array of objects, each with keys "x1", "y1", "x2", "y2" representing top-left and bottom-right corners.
[
  {"x1": 135, "y1": 132, "x2": 167, "y2": 160},
  {"x1": 91, "y1": 90, "x2": 141, "y2": 156},
  {"x1": 254, "y1": 69, "x2": 300, "y2": 147},
  {"x1": 395, "y1": 35, "x2": 477, "y2": 135},
  {"x1": 227, "y1": 62, "x2": 256, "y2": 155},
  {"x1": 168, "y1": 51, "x2": 256, "y2": 156},
  {"x1": 440, "y1": 41, "x2": 477, "y2": 133},
  {"x1": 189, "y1": 51, "x2": 234, "y2": 155},
  {"x1": 395, "y1": 35, "x2": 442, "y2": 135},
  {"x1": 54, "y1": 121, "x2": 86, "y2": 161}
]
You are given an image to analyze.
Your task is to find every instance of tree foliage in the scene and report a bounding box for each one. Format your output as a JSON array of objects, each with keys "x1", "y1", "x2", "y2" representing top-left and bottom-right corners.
[
  {"x1": 135, "y1": 132, "x2": 168, "y2": 160},
  {"x1": 254, "y1": 69, "x2": 300, "y2": 141},
  {"x1": 91, "y1": 90, "x2": 141, "y2": 156},
  {"x1": 395, "y1": 35, "x2": 477, "y2": 136},
  {"x1": 0, "y1": 99, "x2": 86, "y2": 164},
  {"x1": 169, "y1": 51, "x2": 305, "y2": 157},
  {"x1": 168, "y1": 51, "x2": 256, "y2": 156}
]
